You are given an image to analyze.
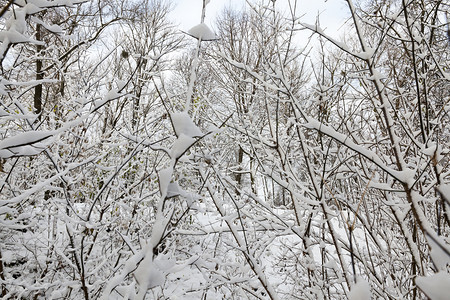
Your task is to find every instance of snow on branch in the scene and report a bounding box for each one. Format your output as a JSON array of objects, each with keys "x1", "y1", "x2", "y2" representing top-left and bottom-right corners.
[
  {"x1": 416, "y1": 272, "x2": 450, "y2": 300},
  {"x1": 0, "y1": 130, "x2": 55, "y2": 158},
  {"x1": 300, "y1": 22, "x2": 375, "y2": 61},
  {"x1": 186, "y1": 23, "x2": 217, "y2": 41}
]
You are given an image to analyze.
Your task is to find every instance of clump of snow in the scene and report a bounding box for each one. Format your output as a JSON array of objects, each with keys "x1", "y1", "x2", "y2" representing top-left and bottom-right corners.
[
  {"x1": 171, "y1": 112, "x2": 203, "y2": 138},
  {"x1": 166, "y1": 181, "x2": 185, "y2": 198},
  {"x1": 356, "y1": 47, "x2": 375, "y2": 60},
  {"x1": 187, "y1": 23, "x2": 217, "y2": 41},
  {"x1": 0, "y1": 29, "x2": 40, "y2": 45},
  {"x1": 0, "y1": 80, "x2": 6, "y2": 96},
  {"x1": 438, "y1": 184, "x2": 450, "y2": 203},
  {"x1": 171, "y1": 134, "x2": 196, "y2": 159},
  {"x1": 348, "y1": 278, "x2": 371, "y2": 300},
  {"x1": 31, "y1": 16, "x2": 64, "y2": 33},
  {"x1": 5, "y1": 8, "x2": 27, "y2": 33},
  {"x1": 159, "y1": 167, "x2": 173, "y2": 196},
  {"x1": 427, "y1": 235, "x2": 450, "y2": 270},
  {"x1": 416, "y1": 272, "x2": 450, "y2": 300},
  {"x1": 114, "y1": 283, "x2": 136, "y2": 299},
  {"x1": 23, "y1": 3, "x2": 44, "y2": 14},
  {"x1": 368, "y1": 69, "x2": 386, "y2": 81},
  {"x1": 422, "y1": 143, "x2": 438, "y2": 156},
  {"x1": 134, "y1": 256, "x2": 166, "y2": 290}
]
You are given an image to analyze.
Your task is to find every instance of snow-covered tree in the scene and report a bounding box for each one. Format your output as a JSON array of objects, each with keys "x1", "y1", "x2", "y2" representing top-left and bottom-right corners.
[{"x1": 1, "y1": 0, "x2": 448, "y2": 299}]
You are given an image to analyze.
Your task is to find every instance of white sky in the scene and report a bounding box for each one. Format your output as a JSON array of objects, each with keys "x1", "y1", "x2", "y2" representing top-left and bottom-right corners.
[{"x1": 170, "y1": 0, "x2": 349, "y2": 38}]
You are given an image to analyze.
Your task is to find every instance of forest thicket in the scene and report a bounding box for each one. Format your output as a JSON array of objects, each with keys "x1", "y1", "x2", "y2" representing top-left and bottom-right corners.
[{"x1": 0, "y1": 0, "x2": 449, "y2": 299}]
